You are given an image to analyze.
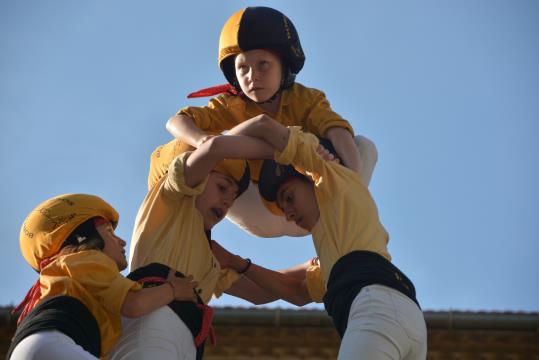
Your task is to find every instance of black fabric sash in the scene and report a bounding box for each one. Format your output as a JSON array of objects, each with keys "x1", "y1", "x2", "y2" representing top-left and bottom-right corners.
[
  {"x1": 323, "y1": 251, "x2": 420, "y2": 338},
  {"x1": 127, "y1": 263, "x2": 206, "y2": 360},
  {"x1": 7, "y1": 296, "x2": 101, "y2": 359}
]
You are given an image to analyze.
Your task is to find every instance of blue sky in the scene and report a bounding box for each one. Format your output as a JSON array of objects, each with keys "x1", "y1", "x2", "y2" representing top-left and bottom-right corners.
[{"x1": 1, "y1": 0, "x2": 538, "y2": 312}]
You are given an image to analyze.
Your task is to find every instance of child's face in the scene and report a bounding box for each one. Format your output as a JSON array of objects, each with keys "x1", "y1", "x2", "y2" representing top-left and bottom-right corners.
[
  {"x1": 96, "y1": 221, "x2": 128, "y2": 271},
  {"x1": 234, "y1": 49, "x2": 283, "y2": 103},
  {"x1": 195, "y1": 172, "x2": 239, "y2": 230},
  {"x1": 276, "y1": 177, "x2": 320, "y2": 231}
]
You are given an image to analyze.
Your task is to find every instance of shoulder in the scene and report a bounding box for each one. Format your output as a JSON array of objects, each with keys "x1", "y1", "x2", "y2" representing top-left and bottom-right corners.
[
  {"x1": 286, "y1": 83, "x2": 326, "y2": 103},
  {"x1": 211, "y1": 93, "x2": 247, "y2": 110},
  {"x1": 61, "y1": 250, "x2": 115, "y2": 267}
]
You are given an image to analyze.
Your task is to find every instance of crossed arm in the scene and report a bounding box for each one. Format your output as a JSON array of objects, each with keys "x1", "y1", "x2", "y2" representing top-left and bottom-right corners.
[{"x1": 168, "y1": 113, "x2": 361, "y2": 172}]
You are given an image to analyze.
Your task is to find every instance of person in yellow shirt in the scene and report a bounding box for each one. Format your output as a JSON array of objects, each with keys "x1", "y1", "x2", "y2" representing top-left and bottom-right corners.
[
  {"x1": 8, "y1": 194, "x2": 198, "y2": 360},
  {"x1": 166, "y1": 6, "x2": 363, "y2": 238},
  {"x1": 209, "y1": 115, "x2": 428, "y2": 359},
  {"x1": 167, "y1": 6, "x2": 360, "y2": 176},
  {"x1": 110, "y1": 133, "x2": 286, "y2": 360}
]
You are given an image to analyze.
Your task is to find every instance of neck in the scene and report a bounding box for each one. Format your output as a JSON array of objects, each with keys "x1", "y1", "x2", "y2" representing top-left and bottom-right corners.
[{"x1": 256, "y1": 92, "x2": 281, "y2": 115}]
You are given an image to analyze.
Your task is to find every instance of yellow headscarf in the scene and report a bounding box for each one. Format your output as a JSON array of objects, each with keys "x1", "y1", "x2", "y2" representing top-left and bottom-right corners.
[
  {"x1": 20, "y1": 194, "x2": 119, "y2": 271},
  {"x1": 148, "y1": 138, "x2": 249, "y2": 195}
]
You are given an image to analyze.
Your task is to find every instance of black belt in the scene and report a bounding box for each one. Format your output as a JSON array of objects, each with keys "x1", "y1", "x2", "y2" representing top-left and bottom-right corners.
[
  {"x1": 127, "y1": 263, "x2": 209, "y2": 360},
  {"x1": 7, "y1": 296, "x2": 101, "y2": 359},
  {"x1": 323, "y1": 251, "x2": 420, "y2": 337}
]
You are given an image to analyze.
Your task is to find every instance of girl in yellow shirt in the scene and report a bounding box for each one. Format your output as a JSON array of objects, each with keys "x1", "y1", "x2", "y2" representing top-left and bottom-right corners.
[
  {"x1": 8, "y1": 194, "x2": 197, "y2": 360},
  {"x1": 165, "y1": 6, "x2": 363, "y2": 239}
]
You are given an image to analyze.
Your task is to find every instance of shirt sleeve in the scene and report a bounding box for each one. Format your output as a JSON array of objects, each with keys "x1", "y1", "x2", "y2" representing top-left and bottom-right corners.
[
  {"x1": 163, "y1": 152, "x2": 208, "y2": 198},
  {"x1": 178, "y1": 95, "x2": 242, "y2": 132},
  {"x1": 304, "y1": 90, "x2": 354, "y2": 137},
  {"x1": 305, "y1": 264, "x2": 325, "y2": 303},
  {"x1": 62, "y1": 251, "x2": 142, "y2": 315},
  {"x1": 212, "y1": 268, "x2": 240, "y2": 298},
  {"x1": 274, "y1": 126, "x2": 328, "y2": 184}
]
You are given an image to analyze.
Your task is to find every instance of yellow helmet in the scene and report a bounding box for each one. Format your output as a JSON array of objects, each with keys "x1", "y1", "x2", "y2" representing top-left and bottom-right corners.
[
  {"x1": 20, "y1": 194, "x2": 119, "y2": 271},
  {"x1": 218, "y1": 7, "x2": 305, "y2": 90}
]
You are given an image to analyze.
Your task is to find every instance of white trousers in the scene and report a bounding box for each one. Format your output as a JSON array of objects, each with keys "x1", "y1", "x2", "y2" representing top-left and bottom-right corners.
[
  {"x1": 9, "y1": 330, "x2": 98, "y2": 360},
  {"x1": 108, "y1": 306, "x2": 196, "y2": 360},
  {"x1": 338, "y1": 285, "x2": 427, "y2": 360}
]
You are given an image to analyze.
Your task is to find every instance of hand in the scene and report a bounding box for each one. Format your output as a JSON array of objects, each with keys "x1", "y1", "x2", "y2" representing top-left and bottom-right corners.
[
  {"x1": 166, "y1": 271, "x2": 198, "y2": 302},
  {"x1": 211, "y1": 240, "x2": 245, "y2": 272},
  {"x1": 196, "y1": 134, "x2": 216, "y2": 148},
  {"x1": 316, "y1": 144, "x2": 340, "y2": 164}
]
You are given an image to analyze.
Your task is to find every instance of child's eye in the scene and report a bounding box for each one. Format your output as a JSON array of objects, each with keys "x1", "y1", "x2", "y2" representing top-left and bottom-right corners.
[
  {"x1": 258, "y1": 61, "x2": 270, "y2": 71},
  {"x1": 237, "y1": 65, "x2": 248, "y2": 75}
]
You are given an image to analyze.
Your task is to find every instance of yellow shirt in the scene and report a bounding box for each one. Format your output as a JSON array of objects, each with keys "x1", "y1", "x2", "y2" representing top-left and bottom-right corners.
[
  {"x1": 39, "y1": 250, "x2": 142, "y2": 357},
  {"x1": 179, "y1": 82, "x2": 354, "y2": 181},
  {"x1": 276, "y1": 127, "x2": 391, "y2": 302},
  {"x1": 129, "y1": 152, "x2": 239, "y2": 304}
]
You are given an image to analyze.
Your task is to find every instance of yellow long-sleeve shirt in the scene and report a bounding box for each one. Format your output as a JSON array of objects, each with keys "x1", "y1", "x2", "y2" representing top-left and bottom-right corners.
[
  {"x1": 275, "y1": 127, "x2": 391, "y2": 302},
  {"x1": 179, "y1": 83, "x2": 354, "y2": 181},
  {"x1": 129, "y1": 152, "x2": 239, "y2": 304},
  {"x1": 40, "y1": 250, "x2": 141, "y2": 357}
]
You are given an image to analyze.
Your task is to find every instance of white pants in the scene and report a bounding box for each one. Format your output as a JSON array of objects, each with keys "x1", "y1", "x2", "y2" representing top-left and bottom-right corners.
[
  {"x1": 9, "y1": 330, "x2": 98, "y2": 360},
  {"x1": 108, "y1": 306, "x2": 196, "y2": 360},
  {"x1": 338, "y1": 285, "x2": 427, "y2": 360}
]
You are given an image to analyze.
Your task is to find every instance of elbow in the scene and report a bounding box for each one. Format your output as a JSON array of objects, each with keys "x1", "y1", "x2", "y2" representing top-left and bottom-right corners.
[
  {"x1": 250, "y1": 298, "x2": 271, "y2": 306},
  {"x1": 165, "y1": 115, "x2": 176, "y2": 133}
]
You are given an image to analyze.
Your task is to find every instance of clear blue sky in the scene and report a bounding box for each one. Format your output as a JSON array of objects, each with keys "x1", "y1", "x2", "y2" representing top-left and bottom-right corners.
[{"x1": 1, "y1": 0, "x2": 538, "y2": 312}]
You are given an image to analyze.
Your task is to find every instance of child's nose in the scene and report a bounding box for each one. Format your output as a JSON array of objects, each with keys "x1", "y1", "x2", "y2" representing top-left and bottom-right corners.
[
  {"x1": 248, "y1": 68, "x2": 259, "y2": 82},
  {"x1": 285, "y1": 210, "x2": 295, "y2": 222}
]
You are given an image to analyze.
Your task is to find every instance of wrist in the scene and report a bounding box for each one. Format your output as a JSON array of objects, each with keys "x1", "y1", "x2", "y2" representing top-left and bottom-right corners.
[{"x1": 165, "y1": 280, "x2": 176, "y2": 299}]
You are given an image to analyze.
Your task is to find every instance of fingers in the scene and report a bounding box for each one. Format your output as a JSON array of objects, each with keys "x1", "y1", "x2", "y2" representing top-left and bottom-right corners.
[
  {"x1": 182, "y1": 275, "x2": 198, "y2": 288},
  {"x1": 317, "y1": 145, "x2": 335, "y2": 161},
  {"x1": 317, "y1": 144, "x2": 340, "y2": 163}
]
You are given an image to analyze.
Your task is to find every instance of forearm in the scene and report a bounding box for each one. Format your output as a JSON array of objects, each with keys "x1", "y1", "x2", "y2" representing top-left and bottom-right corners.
[
  {"x1": 227, "y1": 114, "x2": 290, "y2": 152},
  {"x1": 225, "y1": 276, "x2": 281, "y2": 305},
  {"x1": 225, "y1": 255, "x2": 311, "y2": 306},
  {"x1": 183, "y1": 135, "x2": 274, "y2": 187},
  {"x1": 207, "y1": 134, "x2": 275, "y2": 160},
  {"x1": 246, "y1": 263, "x2": 311, "y2": 306},
  {"x1": 325, "y1": 127, "x2": 362, "y2": 173},
  {"x1": 166, "y1": 114, "x2": 207, "y2": 147},
  {"x1": 121, "y1": 284, "x2": 173, "y2": 318}
]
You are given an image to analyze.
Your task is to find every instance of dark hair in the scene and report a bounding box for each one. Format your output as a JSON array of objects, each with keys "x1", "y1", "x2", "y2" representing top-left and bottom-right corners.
[{"x1": 59, "y1": 217, "x2": 105, "y2": 255}]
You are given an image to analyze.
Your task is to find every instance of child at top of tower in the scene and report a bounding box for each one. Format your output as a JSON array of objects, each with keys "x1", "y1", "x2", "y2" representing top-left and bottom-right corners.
[
  {"x1": 164, "y1": 6, "x2": 370, "y2": 238},
  {"x1": 166, "y1": 6, "x2": 363, "y2": 181}
]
